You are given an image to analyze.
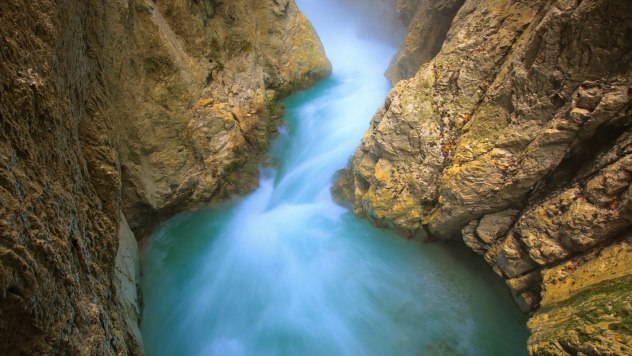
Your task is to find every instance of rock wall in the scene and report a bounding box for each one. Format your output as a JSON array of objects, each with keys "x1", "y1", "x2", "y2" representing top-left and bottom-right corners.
[
  {"x1": 0, "y1": 0, "x2": 329, "y2": 354},
  {"x1": 119, "y1": 0, "x2": 331, "y2": 238},
  {"x1": 335, "y1": 0, "x2": 632, "y2": 353},
  {"x1": 386, "y1": 0, "x2": 464, "y2": 83}
]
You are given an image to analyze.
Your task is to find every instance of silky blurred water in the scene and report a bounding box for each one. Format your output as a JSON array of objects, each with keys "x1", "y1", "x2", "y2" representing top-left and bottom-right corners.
[{"x1": 140, "y1": 1, "x2": 529, "y2": 354}]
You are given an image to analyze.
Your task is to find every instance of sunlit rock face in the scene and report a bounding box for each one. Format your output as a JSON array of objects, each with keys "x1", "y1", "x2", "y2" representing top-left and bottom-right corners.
[
  {"x1": 0, "y1": 0, "x2": 328, "y2": 354},
  {"x1": 336, "y1": 0, "x2": 632, "y2": 353},
  {"x1": 140, "y1": 0, "x2": 529, "y2": 354},
  {"x1": 119, "y1": 0, "x2": 331, "y2": 238}
]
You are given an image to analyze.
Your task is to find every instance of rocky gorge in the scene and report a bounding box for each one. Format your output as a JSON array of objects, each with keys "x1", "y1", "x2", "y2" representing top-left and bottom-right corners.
[
  {"x1": 335, "y1": 0, "x2": 632, "y2": 353},
  {"x1": 0, "y1": 0, "x2": 329, "y2": 353},
  {"x1": 0, "y1": 0, "x2": 630, "y2": 355}
]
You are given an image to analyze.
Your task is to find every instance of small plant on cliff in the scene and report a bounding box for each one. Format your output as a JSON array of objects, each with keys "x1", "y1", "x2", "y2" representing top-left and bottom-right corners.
[{"x1": 263, "y1": 92, "x2": 276, "y2": 147}]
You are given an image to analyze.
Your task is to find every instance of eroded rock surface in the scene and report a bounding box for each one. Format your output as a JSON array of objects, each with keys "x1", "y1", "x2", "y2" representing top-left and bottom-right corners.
[
  {"x1": 336, "y1": 0, "x2": 632, "y2": 353},
  {"x1": 0, "y1": 0, "x2": 329, "y2": 354},
  {"x1": 386, "y1": 0, "x2": 465, "y2": 83},
  {"x1": 529, "y1": 235, "x2": 632, "y2": 354},
  {"x1": 120, "y1": 0, "x2": 331, "y2": 237}
]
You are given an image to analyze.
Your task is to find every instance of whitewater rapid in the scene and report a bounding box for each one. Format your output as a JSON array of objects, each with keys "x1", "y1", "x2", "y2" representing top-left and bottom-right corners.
[{"x1": 140, "y1": 1, "x2": 529, "y2": 354}]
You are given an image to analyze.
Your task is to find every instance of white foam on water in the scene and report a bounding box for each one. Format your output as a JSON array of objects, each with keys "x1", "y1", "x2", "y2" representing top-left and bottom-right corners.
[{"x1": 140, "y1": 1, "x2": 529, "y2": 355}]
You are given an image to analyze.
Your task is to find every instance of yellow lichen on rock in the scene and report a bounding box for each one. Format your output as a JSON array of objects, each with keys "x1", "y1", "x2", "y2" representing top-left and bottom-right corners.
[
  {"x1": 197, "y1": 97, "x2": 214, "y2": 107},
  {"x1": 0, "y1": 0, "x2": 331, "y2": 353},
  {"x1": 335, "y1": 0, "x2": 632, "y2": 353},
  {"x1": 528, "y1": 237, "x2": 632, "y2": 355},
  {"x1": 279, "y1": 11, "x2": 332, "y2": 95}
]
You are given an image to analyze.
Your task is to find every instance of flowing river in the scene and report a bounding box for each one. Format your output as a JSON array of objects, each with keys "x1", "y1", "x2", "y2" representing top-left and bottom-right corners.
[{"x1": 141, "y1": 0, "x2": 529, "y2": 354}]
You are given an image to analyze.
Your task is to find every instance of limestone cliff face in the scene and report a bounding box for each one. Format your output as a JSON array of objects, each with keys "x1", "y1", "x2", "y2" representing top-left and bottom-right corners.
[
  {"x1": 0, "y1": 0, "x2": 329, "y2": 354},
  {"x1": 386, "y1": 0, "x2": 464, "y2": 83},
  {"x1": 336, "y1": 0, "x2": 632, "y2": 353},
  {"x1": 118, "y1": 0, "x2": 331, "y2": 238}
]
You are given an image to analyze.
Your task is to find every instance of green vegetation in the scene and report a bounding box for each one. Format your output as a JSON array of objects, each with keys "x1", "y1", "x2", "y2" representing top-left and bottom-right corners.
[{"x1": 534, "y1": 274, "x2": 632, "y2": 352}]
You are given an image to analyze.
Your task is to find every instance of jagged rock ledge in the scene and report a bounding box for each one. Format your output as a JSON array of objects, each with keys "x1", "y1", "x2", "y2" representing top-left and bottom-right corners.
[
  {"x1": 0, "y1": 0, "x2": 330, "y2": 354},
  {"x1": 335, "y1": 0, "x2": 632, "y2": 353}
]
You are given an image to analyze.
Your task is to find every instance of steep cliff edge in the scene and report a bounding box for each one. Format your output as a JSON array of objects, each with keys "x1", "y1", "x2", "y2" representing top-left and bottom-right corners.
[
  {"x1": 119, "y1": 0, "x2": 330, "y2": 238},
  {"x1": 386, "y1": 0, "x2": 464, "y2": 83},
  {"x1": 0, "y1": 0, "x2": 329, "y2": 354},
  {"x1": 335, "y1": 0, "x2": 632, "y2": 353}
]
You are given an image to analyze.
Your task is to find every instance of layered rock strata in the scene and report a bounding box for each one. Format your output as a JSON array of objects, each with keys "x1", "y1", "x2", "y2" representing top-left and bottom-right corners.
[
  {"x1": 0, "y1": 0, "x2": 329, "y2": 354},
  {"x1": 335, "y1": 0, "x2": 632, "y2": 353}
]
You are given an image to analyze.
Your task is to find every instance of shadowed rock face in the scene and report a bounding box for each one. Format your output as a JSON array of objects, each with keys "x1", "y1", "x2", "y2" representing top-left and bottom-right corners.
[
  {"x1": 0, "y1": 0, "x2": 329, "y2": 354},
  {"x1": 386, "y1": 0, "x2": 465, "y2": 83},
  {"x1": 336, "y1": 0, "x2": 632, "y2": 353}
]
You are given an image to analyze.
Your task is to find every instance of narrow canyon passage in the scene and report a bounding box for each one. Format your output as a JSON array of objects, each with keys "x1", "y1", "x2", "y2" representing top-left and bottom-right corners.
[{"x1": 140, "y1": 1, "x2": 528, "y2": 354}]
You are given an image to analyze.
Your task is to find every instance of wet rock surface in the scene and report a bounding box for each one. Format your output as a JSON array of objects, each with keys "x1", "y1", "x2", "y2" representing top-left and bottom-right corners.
[
  {"x1": 0, "y1": 0, "x2": 329, "y2": 354},
  {"x1": 336, "y1": 0, "x2": 632, "y2": 353}
]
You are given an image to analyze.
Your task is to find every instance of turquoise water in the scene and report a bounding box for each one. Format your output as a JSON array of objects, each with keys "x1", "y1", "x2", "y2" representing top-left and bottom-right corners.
[{"x1": 140, "y1": 0, "x2": 529, "y2": 354}]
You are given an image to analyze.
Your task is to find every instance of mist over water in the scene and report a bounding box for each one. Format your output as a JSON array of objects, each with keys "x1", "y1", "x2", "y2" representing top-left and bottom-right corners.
[
  {"x1": 140, "y1": 0, "x2": 529, "y2": 354},
  {"x1": 303, "y1": 0, "x2": 405, "y2": 49}
]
